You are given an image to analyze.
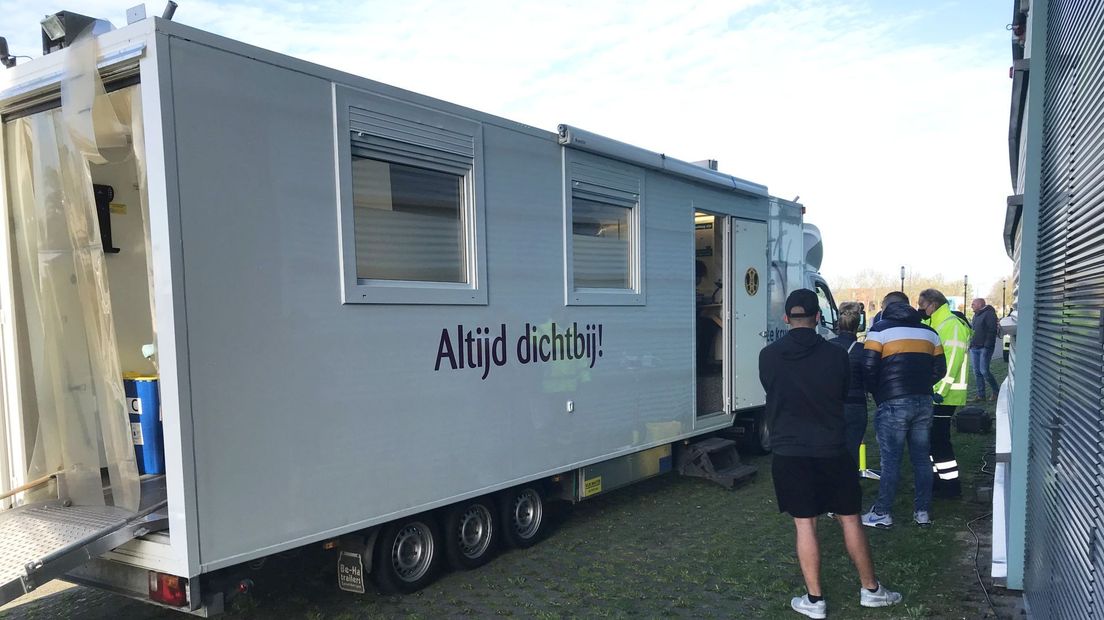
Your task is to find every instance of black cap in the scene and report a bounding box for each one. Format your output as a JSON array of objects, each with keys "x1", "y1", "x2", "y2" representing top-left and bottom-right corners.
[{"x1": 785, "y1": 289, "x2": 820, "y2": 318}]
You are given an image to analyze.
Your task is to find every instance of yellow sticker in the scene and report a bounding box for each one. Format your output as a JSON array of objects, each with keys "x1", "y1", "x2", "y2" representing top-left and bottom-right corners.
[
  {"x1": 583, "y1": 476, "x2": 602, "y2": 497},
  {"x1": 109, "y1": 202, "x2": 127, "y2": 214}
]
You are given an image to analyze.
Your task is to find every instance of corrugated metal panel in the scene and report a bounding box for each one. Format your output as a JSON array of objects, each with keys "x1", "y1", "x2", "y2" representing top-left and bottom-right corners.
[{"x1": 1025, "y1": 1, "x2": 1104, "y2": 617}]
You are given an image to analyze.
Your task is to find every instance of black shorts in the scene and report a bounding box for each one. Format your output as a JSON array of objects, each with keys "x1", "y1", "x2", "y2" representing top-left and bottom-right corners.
[{"x1": 772, "y1": 453, "x2": 862, "y2": 518}]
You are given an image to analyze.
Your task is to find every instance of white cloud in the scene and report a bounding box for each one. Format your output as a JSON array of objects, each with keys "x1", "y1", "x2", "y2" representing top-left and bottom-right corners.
[{"x1": 0, "y1": 0, "x2": 1014, "y2": 293}]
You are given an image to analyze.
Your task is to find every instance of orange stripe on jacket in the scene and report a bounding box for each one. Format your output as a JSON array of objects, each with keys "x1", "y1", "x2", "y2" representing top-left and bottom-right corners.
[
  {"x1": 881, "y1": 338, "x2": 938, "y2": 358},
  {"x1": 864, "y1": 340, "x2": 884, "y2": 353}
]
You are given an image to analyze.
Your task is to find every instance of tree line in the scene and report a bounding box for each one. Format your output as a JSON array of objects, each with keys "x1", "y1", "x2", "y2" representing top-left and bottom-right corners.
[{"x1": 830, "y1": 269, "x2": 1015, "y2": 317}]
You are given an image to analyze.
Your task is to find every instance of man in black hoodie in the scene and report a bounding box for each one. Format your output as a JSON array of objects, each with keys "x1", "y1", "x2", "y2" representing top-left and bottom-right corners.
[
  {"x1": 969, "y1": 298, "x2": 1000, "y2": 401},
  {"x1": 759, "y1": 289, "x2": 902, "y2": 618}
]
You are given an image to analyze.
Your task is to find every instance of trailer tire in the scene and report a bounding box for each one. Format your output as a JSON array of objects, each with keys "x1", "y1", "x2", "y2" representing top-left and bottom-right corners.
[
  {"x1": 499, "y1": 485, "x2": 545, "y2": 549},
  {"x1": 744, "y1": 409, "x2": 771, "y2": 455},
  {"x1": 443, "y1": 497, "x2": 498, "y2": 570},
  {"x1": 372, "y1": 516, "x2": 441, "y2": 594}
]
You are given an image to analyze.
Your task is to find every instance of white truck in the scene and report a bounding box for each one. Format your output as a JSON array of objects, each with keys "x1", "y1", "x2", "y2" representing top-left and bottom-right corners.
[{"x1": 0, "y1": 11, "x2": 838, "y2": 615}]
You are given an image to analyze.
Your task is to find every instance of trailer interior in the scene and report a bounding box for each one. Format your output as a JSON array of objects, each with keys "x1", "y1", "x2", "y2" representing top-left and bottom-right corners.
[{"x1": 694, "y1": 210, "x2": 726, "y2": 416}]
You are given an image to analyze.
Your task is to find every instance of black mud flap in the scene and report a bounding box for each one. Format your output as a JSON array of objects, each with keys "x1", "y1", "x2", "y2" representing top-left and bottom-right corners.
[{"x1": 337, "y1": 550, "x2": 365, "y2": 594}]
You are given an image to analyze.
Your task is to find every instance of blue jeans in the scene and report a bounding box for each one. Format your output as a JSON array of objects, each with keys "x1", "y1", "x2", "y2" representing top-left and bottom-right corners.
[
  {"x1": 970, "y1": 347, "x2": 999, "y2": 398},
  {"x1": 873, "y1": 395, "x2": 934, "y2": 515}
]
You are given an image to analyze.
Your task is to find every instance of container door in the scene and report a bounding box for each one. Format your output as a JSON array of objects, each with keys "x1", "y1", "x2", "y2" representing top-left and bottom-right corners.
[
  {"x1": 730, "y1": 219, "x2": 768, "y2": 410},
  {"x1": 0, "y1": 304, "x2": 9, "y2": 507},
  {"x1": 0, "y1": 105, "x2": 24, "y2": 509}
]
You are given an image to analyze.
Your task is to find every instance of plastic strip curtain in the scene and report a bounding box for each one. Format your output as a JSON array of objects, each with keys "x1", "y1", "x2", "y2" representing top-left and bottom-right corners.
[{"x1": 2, "y1": 32, "x2": 139, "y2": 510}]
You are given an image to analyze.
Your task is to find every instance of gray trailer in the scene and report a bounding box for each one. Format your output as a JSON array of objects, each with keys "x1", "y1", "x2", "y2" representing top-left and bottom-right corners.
[{"x1": 0, "y1": 12, "x2": 836, "y2": 615}]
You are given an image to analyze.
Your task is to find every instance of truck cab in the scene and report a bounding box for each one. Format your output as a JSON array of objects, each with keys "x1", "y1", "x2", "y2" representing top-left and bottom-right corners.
[{"x1": 810, "y1": 274, "x2": 840, "y2": 337}]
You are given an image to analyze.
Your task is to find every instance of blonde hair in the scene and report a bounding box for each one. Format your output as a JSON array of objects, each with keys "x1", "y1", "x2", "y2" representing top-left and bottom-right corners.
[{"x1": 837, "y1": 301, "x2": 862, "y2": 332}]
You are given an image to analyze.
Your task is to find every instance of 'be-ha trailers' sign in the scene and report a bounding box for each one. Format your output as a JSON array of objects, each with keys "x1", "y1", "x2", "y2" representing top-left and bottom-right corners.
[{"x1": 435, "y1": 322, "x2": 605, "y2": 380}]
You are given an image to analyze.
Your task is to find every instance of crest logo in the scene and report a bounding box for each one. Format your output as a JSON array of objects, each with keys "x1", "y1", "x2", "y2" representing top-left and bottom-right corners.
[{"x1": 744, "y1": 268, "x2": 760, "y2": 296}]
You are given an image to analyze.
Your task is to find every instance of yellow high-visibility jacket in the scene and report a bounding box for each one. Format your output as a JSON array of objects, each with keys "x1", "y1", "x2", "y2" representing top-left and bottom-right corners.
[{"x1": 924, "y1": 303, "x2": 972, "y2": 407}]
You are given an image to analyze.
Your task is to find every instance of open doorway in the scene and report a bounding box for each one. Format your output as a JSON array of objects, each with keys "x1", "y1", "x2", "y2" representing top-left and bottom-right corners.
[
  {"x1": 2, "y1": 82, "x2": 156, "y2": 512},
  {"x1": 694, "y1": 211, "x2": 726, "y2": 416}
]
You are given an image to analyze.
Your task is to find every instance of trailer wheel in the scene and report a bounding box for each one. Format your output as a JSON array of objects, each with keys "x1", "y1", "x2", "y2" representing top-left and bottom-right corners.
[
  {"x1": 443, "y1": 497, "x2": 498, "y2": 570},
  {"x1": 372, "y1": 517, "x2": 440, "y2": 594},
  {"x1": 499, "y1": 485, "x2": 545, "y2": 549},
  {"x1": 744, "y1": 409, "x2": 771, "y2": 455}
]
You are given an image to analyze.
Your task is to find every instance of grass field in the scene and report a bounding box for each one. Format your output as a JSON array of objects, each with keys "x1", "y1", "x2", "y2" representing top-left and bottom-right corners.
[{"x1": 0, "y1": 362, "x2": 1009, "y2": 620}]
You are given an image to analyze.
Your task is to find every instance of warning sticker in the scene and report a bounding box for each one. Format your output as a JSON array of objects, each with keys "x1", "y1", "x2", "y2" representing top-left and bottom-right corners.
[
  {"x1": 583, "y1": 476, "x2": 602, "y2": 497},
  {"x1": 131, "y1": 423, "x2": 145, "y2": 446},
  {"x1": 109, "y1": 202, "x2": 127, "y2": 215}
]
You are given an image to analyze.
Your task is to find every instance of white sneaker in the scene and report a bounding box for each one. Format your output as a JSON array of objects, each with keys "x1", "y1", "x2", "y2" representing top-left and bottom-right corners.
[
  {"x1": 861, "y1": 507, "x2": 893, "y2": 528},
  {"x1": 914, "y1": 510, "x2": 931, "y2": 527},
  {"x1": 860, "y1": 582, "x2": 903, "y2": 607},
  {"x1": 790, "y1": 594, "x2": 827, "y2": 619}
]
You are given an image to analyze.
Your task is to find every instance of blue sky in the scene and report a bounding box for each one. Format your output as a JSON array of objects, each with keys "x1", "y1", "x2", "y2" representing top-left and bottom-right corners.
[{"x1": 0, "y1": 0, "x2": 1016, "y2": 294}]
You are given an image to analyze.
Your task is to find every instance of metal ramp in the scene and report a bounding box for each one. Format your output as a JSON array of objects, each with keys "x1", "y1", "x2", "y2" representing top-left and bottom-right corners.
[{"x1": 0, "y1": 493, "x2": 167, "y2": 607}]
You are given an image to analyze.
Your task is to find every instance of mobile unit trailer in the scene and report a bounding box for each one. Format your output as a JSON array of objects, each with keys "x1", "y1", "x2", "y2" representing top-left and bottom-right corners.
[{"x1": 0, "y1": 13, "x2": 835, "y2": 614}]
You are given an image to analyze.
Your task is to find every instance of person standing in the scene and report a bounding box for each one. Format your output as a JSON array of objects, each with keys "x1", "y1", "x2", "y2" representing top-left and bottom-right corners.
[
  {"x1": 969, "y1": 297, "x2": 1000, "y2": 402},
  {"x1": 760, "y1": 290, "x2": 902, "y2": 618},
  {"x1": 861, "y1": 292, "x2": 946, "y2": 528},
  {"x1": 828, "y1": 302, "x2": 867, "y2": 469},
  {"x1": 917, "y1": 289, "x2": 972, "y2": 499}
]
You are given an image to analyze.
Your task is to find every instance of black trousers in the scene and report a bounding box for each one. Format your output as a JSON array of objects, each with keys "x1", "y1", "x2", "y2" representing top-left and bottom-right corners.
[{"x1": 930, "y1": 405, "x2": 961, "y2": 498}]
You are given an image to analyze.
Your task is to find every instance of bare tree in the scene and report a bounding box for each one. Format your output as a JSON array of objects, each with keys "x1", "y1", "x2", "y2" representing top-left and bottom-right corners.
[{"x1": 831, "y1": 271, "x2": 974, "y2": 314}]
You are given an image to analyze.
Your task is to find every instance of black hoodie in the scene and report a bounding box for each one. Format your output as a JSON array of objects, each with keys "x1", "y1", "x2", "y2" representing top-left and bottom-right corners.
[{"x1": 758, "y1": 327, "x2": 850, "y2": 457}]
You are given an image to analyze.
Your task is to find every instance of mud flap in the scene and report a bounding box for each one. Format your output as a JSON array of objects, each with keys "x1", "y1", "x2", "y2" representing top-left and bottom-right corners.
[
  {"x1": 337, "y1": 551, "x2": 365, "y2": 594},
  {"x1": 335, "y1": 528, "x2": 377, "y2": 594}
]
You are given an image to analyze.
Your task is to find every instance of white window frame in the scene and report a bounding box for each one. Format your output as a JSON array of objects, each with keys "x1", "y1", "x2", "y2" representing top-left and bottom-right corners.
[
  {"x1": 334, "y1": 85, "x2": 487, "y2": 305},
  {"x1": 563, "y1": 150, "x2": 645, "y2": 306}
]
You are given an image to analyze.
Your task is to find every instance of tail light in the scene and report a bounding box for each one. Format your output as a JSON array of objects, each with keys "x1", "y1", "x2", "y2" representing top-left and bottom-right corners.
[{"x1": 149, "y1": 571, "x2": 189, "y2": 606}]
